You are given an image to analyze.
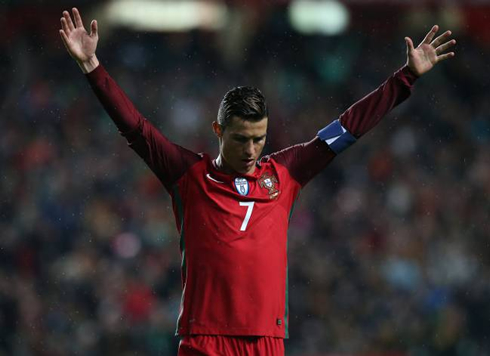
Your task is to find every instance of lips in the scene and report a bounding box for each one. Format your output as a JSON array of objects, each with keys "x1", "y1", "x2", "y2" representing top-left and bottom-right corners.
[{"x1": 242, "y1": 158, "x2": 254, "y2": 166}]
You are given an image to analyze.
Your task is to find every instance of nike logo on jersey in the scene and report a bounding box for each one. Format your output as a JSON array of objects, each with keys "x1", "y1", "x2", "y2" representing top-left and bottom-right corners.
[{"x1": 206, "y1": 173, "x2": 224, "y2": 184}]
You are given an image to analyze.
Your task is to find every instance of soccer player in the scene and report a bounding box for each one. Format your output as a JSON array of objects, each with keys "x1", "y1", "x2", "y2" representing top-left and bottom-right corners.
[{"x1": 59, "y1": 7, "x2": 456, "y2": 356}]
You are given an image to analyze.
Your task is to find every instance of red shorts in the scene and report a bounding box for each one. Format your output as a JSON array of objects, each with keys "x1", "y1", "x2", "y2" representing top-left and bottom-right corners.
[{"x1": 178, "y1": 335, "x2": 284, "y2": 356}]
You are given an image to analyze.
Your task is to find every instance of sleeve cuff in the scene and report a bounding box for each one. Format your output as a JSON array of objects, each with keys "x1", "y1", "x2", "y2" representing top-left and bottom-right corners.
[
  {"x1": 399, "y1": 65, "x2": 419, "y2": 86},
  {"x1": 85, "y1": 63, "x2": 106, "y2": 83}
]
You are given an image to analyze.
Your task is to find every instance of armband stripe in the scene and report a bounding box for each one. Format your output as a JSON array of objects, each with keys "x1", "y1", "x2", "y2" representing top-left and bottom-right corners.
[{"x1": 317, "y1": 119, "x2": 356, "y2": 155}]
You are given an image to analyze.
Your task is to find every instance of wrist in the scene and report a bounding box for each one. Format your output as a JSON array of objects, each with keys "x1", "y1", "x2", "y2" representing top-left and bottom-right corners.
[
  {"x1": 400, "y1": 64, "x2": 419, "y2": 86},
  {"x1": 404, "y1": 63, "x2": 420, "y2": 77},
  {"x1": 77, "y1": 55, "x2": 99, "y2": 74}
]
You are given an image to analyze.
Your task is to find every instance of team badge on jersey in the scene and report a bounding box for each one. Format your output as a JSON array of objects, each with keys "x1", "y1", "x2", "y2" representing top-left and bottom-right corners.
[
  {"x1": 259, "y1": 173, "x2": 279, "y2": 199},
  {"x1": 234, "y1": 177, "x2": 249, "y2": 196}
]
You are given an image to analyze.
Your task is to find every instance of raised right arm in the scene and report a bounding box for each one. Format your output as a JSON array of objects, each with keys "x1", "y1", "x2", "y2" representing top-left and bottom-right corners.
[{"x1": 60, "y1": 8, "x2": 200, "y2": 191}]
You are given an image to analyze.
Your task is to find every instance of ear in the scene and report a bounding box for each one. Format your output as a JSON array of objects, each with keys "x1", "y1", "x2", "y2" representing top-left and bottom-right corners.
[{"x1": 212, "y1": 121, "x2": 223, "y2": 138}]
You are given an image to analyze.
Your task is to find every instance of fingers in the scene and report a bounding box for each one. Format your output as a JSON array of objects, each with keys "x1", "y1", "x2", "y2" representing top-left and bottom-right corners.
[
  {"x1": 431, "y1": 30, "x2": 452, "y2": 48},
  {"x1": 90, "y1": 20, "x2": 98, "y2": 38},
  {"x1": 72, "y1": 7, "x2": 84, "y2": 28},
  {"x1": 61, "y1": 8, "x2": 84, "y2": 33},
  {"x1": 436, "y1": 39, "x2": 456, "y2": 55},
  {"x1": 405, "y1": 37, "x2": 415, "y2": 53},
  {"x1": 59, "y1": 29, "x2": 69, "y2": 48},
  {"x1": 437, "y1": 52, "x2": 455, "y2": 62},
  {"x1": 422, "y1": 25, "x2": 439, "y2": 45},
  {"x1": 62, "y1": 11, "x2": 75, "y2": 32},
  {"x1": 60, "y1": 17, "x2": 70, "y2": 34}
]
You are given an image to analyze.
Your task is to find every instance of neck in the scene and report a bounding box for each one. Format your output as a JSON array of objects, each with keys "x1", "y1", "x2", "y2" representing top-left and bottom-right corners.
[
  {"x1": 215, "y1": 154, "x2": 234, "y2": 174},
  {"x1": 215, "y1": 154, "x2": 257, "y2": 175}
]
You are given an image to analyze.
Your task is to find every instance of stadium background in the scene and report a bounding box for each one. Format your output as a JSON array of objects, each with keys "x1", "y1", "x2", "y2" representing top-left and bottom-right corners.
[{"x1": 1, "y1": 0, "x2": 490, "y2": 355}]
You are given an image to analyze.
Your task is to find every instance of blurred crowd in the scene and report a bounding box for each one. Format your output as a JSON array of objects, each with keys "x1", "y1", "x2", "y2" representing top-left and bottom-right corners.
[{"x1": 1, "y1": 2, "x2": 490, "y2": 356}]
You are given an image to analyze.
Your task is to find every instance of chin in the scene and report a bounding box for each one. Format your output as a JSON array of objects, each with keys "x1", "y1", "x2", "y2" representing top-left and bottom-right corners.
[
  {"x1": 233, "y1": 166, "x2": 249, "y2": 175},
  {"x1": 235, "y1": 168, "x2": 248, "y2": 174}
]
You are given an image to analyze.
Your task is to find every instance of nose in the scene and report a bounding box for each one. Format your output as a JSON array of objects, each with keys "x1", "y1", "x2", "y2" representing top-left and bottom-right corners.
[{"x1": 244, "y1": 140, "x2": 255, "y2": 157}]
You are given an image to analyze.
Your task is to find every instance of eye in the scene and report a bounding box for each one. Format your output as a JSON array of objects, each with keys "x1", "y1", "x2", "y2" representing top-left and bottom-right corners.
[
  {"x1": 254, "y1": 137, "x2": 265, "y2": 144},
  {"x1": 234, "y1": 136, "x2": 247, "y2": 143}
]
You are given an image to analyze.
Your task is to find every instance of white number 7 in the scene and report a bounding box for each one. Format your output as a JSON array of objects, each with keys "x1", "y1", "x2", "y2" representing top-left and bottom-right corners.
[{"x1": 239, "y1": 201, "x2": 255, "y2": 231}]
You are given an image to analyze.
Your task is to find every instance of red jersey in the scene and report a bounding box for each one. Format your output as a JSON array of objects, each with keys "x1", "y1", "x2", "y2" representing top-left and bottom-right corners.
[{"x1": 85, "y1": 64, "x2": 417, "y2": 338}]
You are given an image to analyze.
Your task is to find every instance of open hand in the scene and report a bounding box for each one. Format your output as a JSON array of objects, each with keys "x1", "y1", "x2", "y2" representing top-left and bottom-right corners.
[
  {"x1": 60, "y1": 8, "x2": 99, "y2": 72},
  {"x1": 405, "y1": 25, "x2": 456, "y2": 77}
]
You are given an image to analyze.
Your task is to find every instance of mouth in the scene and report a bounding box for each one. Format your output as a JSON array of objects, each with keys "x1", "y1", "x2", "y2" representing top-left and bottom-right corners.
[{"x1": 242, "y1": 158, "x2": 255, "y2": 167}]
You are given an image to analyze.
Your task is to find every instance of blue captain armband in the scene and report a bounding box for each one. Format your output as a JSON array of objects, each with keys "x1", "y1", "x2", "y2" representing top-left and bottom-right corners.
[{"x1": 317, "y1": 119, "x2": 357, "y2": 155}]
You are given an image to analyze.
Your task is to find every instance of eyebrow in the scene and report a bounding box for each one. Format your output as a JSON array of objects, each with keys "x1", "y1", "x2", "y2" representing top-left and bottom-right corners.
[{"x1": 231, "y1": 133, "x2": 267, "y2": 140}]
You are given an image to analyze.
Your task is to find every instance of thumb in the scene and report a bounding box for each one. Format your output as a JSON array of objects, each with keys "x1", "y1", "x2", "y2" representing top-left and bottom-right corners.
[
  {"x1": 405, "y1": 37, "x2": 415, "y2": 53},
  {"x1": 90, "y1": 20, "x2": 98, "y2": 37}
]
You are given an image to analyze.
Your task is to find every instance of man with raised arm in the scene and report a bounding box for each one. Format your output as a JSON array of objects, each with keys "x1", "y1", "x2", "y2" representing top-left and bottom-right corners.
[{"x1": 60, "y1": 7, "x2": 455, "y2": 356}]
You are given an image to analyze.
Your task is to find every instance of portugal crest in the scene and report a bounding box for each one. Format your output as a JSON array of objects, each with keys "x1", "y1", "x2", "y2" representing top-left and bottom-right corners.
[
  {"x1": 259, "y1": 173, "x2": 279, "y2": 199},
  {"x1": 234, "y1": 177, "x2": 249, "y2": 196}
]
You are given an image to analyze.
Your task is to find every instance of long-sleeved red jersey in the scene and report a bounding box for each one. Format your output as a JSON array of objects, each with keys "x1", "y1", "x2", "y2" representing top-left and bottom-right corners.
[{"x1": 86, "y1": 64, "x2": 417, "y2": 338}]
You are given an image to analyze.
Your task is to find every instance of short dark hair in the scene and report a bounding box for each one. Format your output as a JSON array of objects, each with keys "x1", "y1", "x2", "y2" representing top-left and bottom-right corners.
[{"x1": 217, "y1": 86, "x2": 268, "y2": 129}]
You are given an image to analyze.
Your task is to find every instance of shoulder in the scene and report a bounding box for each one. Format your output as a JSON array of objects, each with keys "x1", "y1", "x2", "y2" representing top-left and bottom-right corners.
[
  {"x1": 259, "y1": 138, "x2": 335, "y2": 187},
  {"x1": 262, "y1": 138, "x2": 332, "y2": 167}
]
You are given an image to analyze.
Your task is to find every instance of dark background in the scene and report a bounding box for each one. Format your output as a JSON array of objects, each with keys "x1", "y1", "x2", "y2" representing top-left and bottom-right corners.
[{"x1": 1, "y1": 0, "x2": 490, "y2": 355}]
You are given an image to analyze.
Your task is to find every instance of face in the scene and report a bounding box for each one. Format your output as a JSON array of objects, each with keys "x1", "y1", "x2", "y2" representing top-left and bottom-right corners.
[{"x1": 213, "y1": 116, "x2": 268, "y2": 175}]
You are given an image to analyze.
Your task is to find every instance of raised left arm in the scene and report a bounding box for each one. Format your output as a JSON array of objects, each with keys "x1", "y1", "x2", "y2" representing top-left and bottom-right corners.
[
  {"x1": 269, "y1": 27, "x2": 456, "y2": 188},
  {"x1": 318, "y1": 25, "x2": 456, "y2": 153}
]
